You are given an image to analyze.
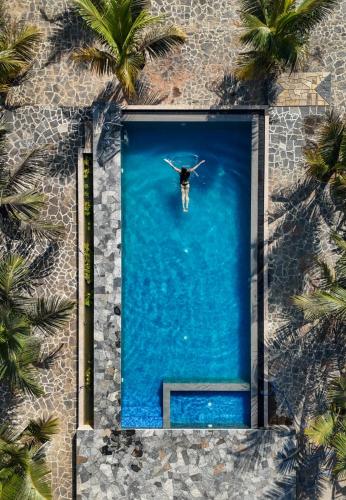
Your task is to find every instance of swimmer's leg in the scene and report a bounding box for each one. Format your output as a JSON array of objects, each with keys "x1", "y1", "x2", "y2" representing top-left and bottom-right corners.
[
  {"x1": 185, "y1": 185, "x2": 190, "y2": 212},
  {"x1": 181, "y1": 186, "x2": 185, "y2": 211}
]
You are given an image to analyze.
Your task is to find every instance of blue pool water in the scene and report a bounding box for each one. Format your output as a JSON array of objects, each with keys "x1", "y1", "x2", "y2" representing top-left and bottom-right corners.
[
  {"x1": 170, "y1": 391, "x2": 251, "y2": 428},
  {"x1": 121, "y1": 119, "x2": 252, "y2": 428}
]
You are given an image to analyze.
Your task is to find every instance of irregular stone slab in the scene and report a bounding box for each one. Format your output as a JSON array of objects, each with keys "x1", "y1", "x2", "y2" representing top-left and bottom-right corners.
[{"x1": 77, "y1": 428, "x2": 296, "y2": 499}]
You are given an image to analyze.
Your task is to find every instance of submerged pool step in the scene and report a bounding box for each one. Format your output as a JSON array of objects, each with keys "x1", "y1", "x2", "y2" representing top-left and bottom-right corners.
[{"x1": 163, "y1": 382, "x2": 250, "y2": 429}]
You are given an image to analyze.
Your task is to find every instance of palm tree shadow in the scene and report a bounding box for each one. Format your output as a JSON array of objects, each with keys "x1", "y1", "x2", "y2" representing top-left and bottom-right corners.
[
  {"x1": 265, "y1": 111, "x2": 346, "y2": 496},
  {"x1": 40, "y1": 7, "x2": 96, "y2": 67},
  {"x1": 266, "y1": 303, "x2": 346, "y2": 496},
  {"x1": 47, "y1": 108, "x2": 87, "y2": 177},
  {"x1": 207, "y1": 73, "x2": 275, "y2": 107},
  {"x1": 0, "y1": 385, "x2": 24, "y2": 423},
  {"x1": 269, "y1": 176, "x2": 343, "y2": 316},
  {"x1": 231, "y1": 428, "x2": 297, "y2": 497}
]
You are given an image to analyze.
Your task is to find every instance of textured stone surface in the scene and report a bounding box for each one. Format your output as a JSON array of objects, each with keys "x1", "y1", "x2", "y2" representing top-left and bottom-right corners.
[
  {"x1": 273, "y1": 73, "x2": 331, "y2": 106},
  {"x1": 3, "y1": 0, "x2": 345, "y2": 498},
  {"x1": 77, "y1": 428, "x2": 296, "y2": 500},
  {"x1": 92, "y1": 103, "x2": 121, "y2": 429},
  {"x1": 0, "y1": 106, "x2": 87, "y2": 500}
]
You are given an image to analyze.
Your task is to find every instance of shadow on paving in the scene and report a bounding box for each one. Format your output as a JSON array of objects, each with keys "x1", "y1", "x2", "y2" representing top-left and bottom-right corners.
[
  {"x1": 267, "y1": 167, "x2": 346, "y2": 499},
  {"x1": 40, "y1": 7, "x2": 96, "y2": 67},
  {"x1": 267, "y1": 153, "x2": 346, "y2": 497}
]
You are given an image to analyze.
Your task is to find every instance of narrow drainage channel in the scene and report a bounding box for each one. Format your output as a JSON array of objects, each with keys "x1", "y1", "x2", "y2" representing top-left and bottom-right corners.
[{"x1": 83, "y1": 152, "x2": 94, "y2": 426}]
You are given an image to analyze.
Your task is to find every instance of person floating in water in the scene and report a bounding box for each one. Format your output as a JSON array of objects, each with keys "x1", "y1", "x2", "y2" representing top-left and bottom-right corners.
[{"x1": 164, "y1": 158, "x2": 205, "y2": 212}]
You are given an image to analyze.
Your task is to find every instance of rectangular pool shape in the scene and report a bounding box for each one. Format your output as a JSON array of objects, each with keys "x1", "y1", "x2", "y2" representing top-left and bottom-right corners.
[{"x1": 121, "y1": 113, "x2": 258, "y2": 429}]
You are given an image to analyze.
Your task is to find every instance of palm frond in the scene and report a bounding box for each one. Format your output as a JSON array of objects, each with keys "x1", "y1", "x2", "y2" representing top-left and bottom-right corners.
[
  {"x1": 130, "y1": 0, "x2": 150, "y2": 19},
  {"x1": 0, "y1": 357, "x2": 43, "y2": 397},
  {"x1": 0, "y1": 423, "x2": 17, "y2": 445},
  {"x1": 332, "y1": 232, "x2": 346, "y2": 253},
  {"x1": 239, "y1": 13, "x2": 272, "y2": 49},
  {"x1": 0, "y1": 190, "x2": 46, "y2": 220},
  {"x1": 236, "y1": 0, "x2": 337, "y2": 80},
  {"x1": 1, "y1": 22, "x2": 42, "y2": 64},
  {"x1": 294, "y1": 0, "x2": 338, "y2": 34},
  {"x1": 293, "y1": 287, "x2": 346, "y2": 321},
  {"x1": 235, "y1": 50, "x2": 277, "y2": 80},
  {"x1": 0, "y1": 309, "x2": 31, "y2": 352},
  {"x1": 328, "y1": 377, "x2": 346, "y2": 411},
  {"x1": 0, "y1": 414, "x2": 56, "y2": 499},
  {"x1": 1, "y1": 448, "x2": 52, "y2": 500},
  {"x1": 29, "y1": 297, "x2": 74, "y2": 336},
  {"x1": 305, "y1": 413, "x2": 335, "y2": 446},
  {"x1": 122, "y1": 10, "x2": 164, "y2": 51},
  {"x1": 304, "y1": 148, "x2": 330, "y2": 181},
  {"x1": 18, "y1": 218, "x2": 65, "y2": 243},
  {"x1": 73, "y1": 0, "x2": 116, "y2": 49},
  {"x1": 314, "y1": 257, "x2": 336, "y2": 289},
  {"x1": 239, "y1": 0, "x2": 268, "y2": 21},
  {"x1": 339, "y1": 132, "x2": 346, "y2": 165},
  {"x1": 140, "y1": 25, "x2": 186, "y2": 59},
  {"x1": 116, "y1": 52, "x2": 144, "y2": 96},
  {"x1": 0, "y1": 49, "x2": 24, "y2": 74},
  {"x1": 22, "y1": 416, "x2": 59, "y2": 446},
  {"x1": 0, "y1": 21, "x2": 41, "y2": 96},
  {"x1": 71, "y1": 46, "x2": 118, "y2": 75},
  {"x1": 0, "y1": 254, "x2": 29, "y2": 303},
  {"x1": 4, "y1": 147, "x2": 48, "y2": 194},
  {"x1": 73, "y1": 0, "x2": 186, "y2": 99},
  {"x1": 318, "y1": 111, "x2": 344, "y2": 167},
  {"x1": 333, "y1": 431, "x2": 346, "y2": 480}
]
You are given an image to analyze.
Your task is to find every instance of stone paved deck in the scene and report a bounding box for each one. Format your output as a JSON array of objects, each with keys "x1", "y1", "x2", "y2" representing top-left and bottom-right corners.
[{"x1": 3, "y1": 0, "x2": 346, "y2": 498}]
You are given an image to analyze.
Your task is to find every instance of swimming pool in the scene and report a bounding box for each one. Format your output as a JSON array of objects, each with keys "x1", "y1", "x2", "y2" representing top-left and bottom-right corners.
[{"x1": 121, "y1": 114, "x2": 257, "y2": 429}]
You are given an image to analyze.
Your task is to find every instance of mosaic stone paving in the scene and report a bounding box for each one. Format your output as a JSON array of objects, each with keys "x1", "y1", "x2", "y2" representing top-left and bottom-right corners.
[
  {"x1": 2, "y1": 0, "x2": 345, "y2": 498},
  {"x1": 0, "y1": 105, "x2": 86, "y2": 500},
  {"x1": 77, "y1": 429, "x2": 296, "y2": 500}
]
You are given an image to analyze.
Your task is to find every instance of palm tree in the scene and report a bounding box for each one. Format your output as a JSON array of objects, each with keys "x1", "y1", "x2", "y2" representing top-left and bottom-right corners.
[
  {"x1": 71, "y1": 0, "x2": 186, "y2": 99},
  {"x1": 236, "y1": 0, "x2": 337, "y2": 81},
  {"x1": 0, "y1": 8, "x2": 42, "y2": 97},
  {"x1": 293, "y1": 233, "x2": 346, "y2": 323},
  {"x1": 305, "y1": 376, "x2": 346, "y2": 480},
  {"x1": 304, "y1": 111, "x2": 346, "y2": 198},
  {"x1": 0, "y1": 415, "x2": 58, "y2": 499},
  {"x1": 0, "y1": 254, "x2": 74, "y2": 396},
  {"x1": 0, "y1": 120, "x2": 64, "y2": 242}
]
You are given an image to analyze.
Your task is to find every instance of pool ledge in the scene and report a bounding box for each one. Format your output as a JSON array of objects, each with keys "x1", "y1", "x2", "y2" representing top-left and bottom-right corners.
[{"x1": 163, "y1": 382, "x2": 250, "y2": 428}]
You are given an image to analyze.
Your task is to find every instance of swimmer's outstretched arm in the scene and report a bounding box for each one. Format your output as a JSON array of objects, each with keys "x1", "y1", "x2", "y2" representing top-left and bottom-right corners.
[
  {"x1": 188, "y1": 159, "x2": 205, "y2": 172},
  {"x1": 164, "y1": 158, "x2": 181, "y2": 173}
]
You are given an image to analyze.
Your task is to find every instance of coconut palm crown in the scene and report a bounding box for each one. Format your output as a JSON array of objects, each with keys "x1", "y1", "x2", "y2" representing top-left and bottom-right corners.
[
  {"x1": 0, "y1": 8, "x2": 42, "y2": 95},
  {"x1": 71, "y1": 0, "x2": 186, "y2": 98},
  {"x1": 304, "y1": 111, "x2": 346, "y2": 196},
  {"x1": 293, "y1": 233, "x2": 346, "y2": 323},
  {"x1": 305, "y1": 376, "x2": 346, "y2": 480},
  {"x1": 236, "y1": 0, "x2": 337, "y2": 80},
  {"x1": 0, "y1": 415, "x2": 58, "y2": 499},
  {"x1": 0, "y1": 254, "x2": 74, "y2": 396},
  {"x1": 0, "y1": 121, "x2": 64, "y2": 242}
]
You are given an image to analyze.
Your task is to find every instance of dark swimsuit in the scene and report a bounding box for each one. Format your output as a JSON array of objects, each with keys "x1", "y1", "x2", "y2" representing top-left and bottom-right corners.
[{"x1": 180, "y1": 170, "x2": 190, "y2": 187}]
